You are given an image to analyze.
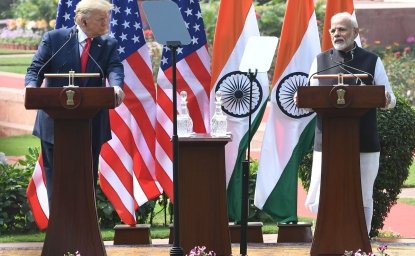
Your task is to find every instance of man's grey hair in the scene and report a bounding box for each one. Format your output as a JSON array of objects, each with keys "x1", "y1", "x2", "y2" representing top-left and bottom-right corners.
[
  {"x1": 331, "y1": 12, "x2": 358, "y2": 28},
  {"x1": 75, "y1": 0, "x2": 113, "y2": 23}
]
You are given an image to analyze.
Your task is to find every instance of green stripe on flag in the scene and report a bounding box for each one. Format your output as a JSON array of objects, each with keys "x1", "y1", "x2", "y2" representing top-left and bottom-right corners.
[{"x1": 262, "y1": 117, "x2": 316, "y2": 223}]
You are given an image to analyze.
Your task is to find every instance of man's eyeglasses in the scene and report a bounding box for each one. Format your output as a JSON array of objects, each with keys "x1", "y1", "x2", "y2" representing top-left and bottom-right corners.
[{"x1": 329, "y1": 27, "x2": 348, "y2": 35}]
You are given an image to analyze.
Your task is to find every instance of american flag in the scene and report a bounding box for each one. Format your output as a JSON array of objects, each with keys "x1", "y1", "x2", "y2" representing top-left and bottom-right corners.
[
  {"x1": 98, "y1": 0, "x2": 162, "y2": 225},
  {"x1": 55, "y1": 0, "x2": 77, "y2": 29},
  {"x1": 155, "y1": 0, "x2": 211, "y2": 199},
  {"x1": 26, "y1": 0, "x2": 79, "y2": 230},
  {"x1": 26, "y1": 0, "x2": 162, "y2": 228}
]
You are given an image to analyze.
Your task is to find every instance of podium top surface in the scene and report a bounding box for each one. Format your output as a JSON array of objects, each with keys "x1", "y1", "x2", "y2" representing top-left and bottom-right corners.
[
  {"x1": 297, "y1": 85, "x2": 385, "y2": 109},
  {"x1": 178, "y1": 133, "x2": 231, "y2": 143}
]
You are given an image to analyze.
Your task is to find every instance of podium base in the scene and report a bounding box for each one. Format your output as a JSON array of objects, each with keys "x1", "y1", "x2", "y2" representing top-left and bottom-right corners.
[
  {"x1": 229, "y1": 222, "x2": 263, "y2": 243},
  {"x1": 277, "y1": 222, "x2": 312, "y2": 243},
  {"x1": 113, "y1": 224, "x2": 151, "y2": 245}
]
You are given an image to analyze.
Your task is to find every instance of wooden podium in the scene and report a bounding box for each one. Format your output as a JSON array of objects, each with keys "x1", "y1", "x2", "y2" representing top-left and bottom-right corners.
[
  {"x1": 25, "y1": 87, "x2": 115, "y2": 256},
  {"x1": 174, "y1": 134, "x2": 232, "y2": 256},
  {"x1": 297, "y1": 85, "x2": 385, "y2": 255}
]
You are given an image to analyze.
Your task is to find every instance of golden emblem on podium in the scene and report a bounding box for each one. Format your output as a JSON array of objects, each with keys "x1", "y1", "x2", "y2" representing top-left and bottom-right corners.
[
  {"x1": 66, "y1": 90, "x2": 75, "y2": 106},
  {"x1": 336, "y1": 88, "x2": 346, "y2": 105}
]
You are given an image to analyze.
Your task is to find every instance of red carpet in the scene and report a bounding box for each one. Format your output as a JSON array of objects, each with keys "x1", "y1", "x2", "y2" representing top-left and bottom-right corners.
[{"x1": 297, "y1": 184, "x2": 415, "y2": 238}]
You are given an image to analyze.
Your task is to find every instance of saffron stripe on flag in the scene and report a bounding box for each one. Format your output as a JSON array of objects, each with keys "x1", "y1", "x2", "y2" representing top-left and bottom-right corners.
[
  {"x1": 254, "y1": 0, "x2": 320, "y2": 223},
  {"x1": 210, "y1": 0, "x2": 270, "y2": 222},
  {"x1": 322, "y1": 0, "x2": 360, "y2": 51}
]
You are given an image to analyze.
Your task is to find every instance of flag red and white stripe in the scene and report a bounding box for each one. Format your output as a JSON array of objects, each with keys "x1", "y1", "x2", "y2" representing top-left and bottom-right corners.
[
  {"x1": 98, "y1": 0, "x2": 162, "y2": 225},
  {"x1": 155, "y1": 0, "x2": 211, "y2": 199},
  {"x1": 26, "y1": 154, "x2": 49, "y2": 230}
]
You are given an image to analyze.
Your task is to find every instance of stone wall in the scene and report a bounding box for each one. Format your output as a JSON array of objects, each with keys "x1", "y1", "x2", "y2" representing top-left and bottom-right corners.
[
  {"x1": 0, "y1": 88, "x2": 36, "y2": 137},
  {"x1": 356, "y1": 6, "x2": 415, "y2": 47}
]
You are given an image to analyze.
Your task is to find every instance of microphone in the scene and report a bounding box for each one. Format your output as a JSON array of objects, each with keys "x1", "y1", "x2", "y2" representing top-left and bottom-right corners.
[
  {"x1": 37, "y1": 28, "x2": 78, "y2": 81},
  {"x1": 307, "y1": 60, "x2": 344, "y2": 86},
  {"x1": 330, "y1": 49, "x2": 375, "y2": 85},
  {"x1": 306, "y1": 49, "x2": 358, "y2": 85},
  {"x1": 329, "y1": 49, "x2": 365, "y2": 85},
  {"x1": 78, "y1": 36, "x2": 106, "y2": 87}
]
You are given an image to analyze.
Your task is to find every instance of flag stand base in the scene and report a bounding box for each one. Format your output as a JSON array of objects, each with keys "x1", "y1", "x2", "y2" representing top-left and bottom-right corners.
[
  {"x1": 277, "y1": 222, "x2": 313, "y2": 243},
  {"x1": 229, "y1": 222, "x2": 264, "y2": 243},
  {"x1": 113, "y1": 224, "x2": 152, "y2": 245}
]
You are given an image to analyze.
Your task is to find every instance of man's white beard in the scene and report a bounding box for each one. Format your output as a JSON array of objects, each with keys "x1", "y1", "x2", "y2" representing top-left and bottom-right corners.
[{"x1": 334, "y1": 37, "x2": 355, "y2": 51}]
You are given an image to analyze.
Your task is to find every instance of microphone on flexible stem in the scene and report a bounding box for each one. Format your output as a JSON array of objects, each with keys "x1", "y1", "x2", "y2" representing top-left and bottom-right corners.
[
  {"x1": 78, "y1": 37, "x2": 105, "y2": 87},
  {"x1": 330, "y1": 49, "x2": 375, "y2": 85},
  {"x1": 307, "y1": 60, "x2": 344, "y2": 86},
  {"x1": 306, "y1": 49, "x2": 358, "y2": 85},
  {"x1": 329, "y1": 49, "x2": 365, "y2": 85},
  {"x1": 37, "y1": 28, "x2": 78, "y2": 82}
]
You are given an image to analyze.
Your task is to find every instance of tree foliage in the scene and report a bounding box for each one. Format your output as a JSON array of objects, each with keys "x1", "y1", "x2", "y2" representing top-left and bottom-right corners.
[
  {"x1": 12, "y1": 0, "x2": 58, "y2": 23},
  {"x1": 0, "y1": 0, "x2": 15, "y2": 19}
]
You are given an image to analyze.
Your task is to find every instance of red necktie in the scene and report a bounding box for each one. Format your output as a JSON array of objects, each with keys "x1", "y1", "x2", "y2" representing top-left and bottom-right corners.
[{"x1": 81, "y1": 38, "x2": 91, "y2": 73}]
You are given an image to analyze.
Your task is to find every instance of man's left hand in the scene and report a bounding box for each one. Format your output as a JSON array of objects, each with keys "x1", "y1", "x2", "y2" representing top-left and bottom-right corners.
[
  {"x1": 385, "y1": 91, "x2": 391, "y2": 108},
  {"x1": 114, "y1": 86, "x2": 125, "y2": 107}
]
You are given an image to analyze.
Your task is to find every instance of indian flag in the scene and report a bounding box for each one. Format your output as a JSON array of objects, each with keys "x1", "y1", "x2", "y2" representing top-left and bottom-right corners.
[
  {"x1": 322, "y1": 0, "x2": 361, "y2": 51},
  {"x1": 254, "y1": 0, "x2": 320, "y2": 223},
  {"x1": 210, "y1": 0, "x2": 270, "y2": 222}
]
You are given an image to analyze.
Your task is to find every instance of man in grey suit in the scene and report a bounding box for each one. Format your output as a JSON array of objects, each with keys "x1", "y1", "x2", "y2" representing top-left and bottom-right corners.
[{"x1": 25, "y1": 0, "x2": 125, "y2": 203}]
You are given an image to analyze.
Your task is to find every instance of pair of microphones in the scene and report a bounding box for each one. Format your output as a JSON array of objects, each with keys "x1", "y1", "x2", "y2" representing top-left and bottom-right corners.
[
  {"x1": 307, "y1": 49, "x2": 374, "y2": 86},
  {"x1": 37, "y1": 28, "x2": 105, "y2": 87}
]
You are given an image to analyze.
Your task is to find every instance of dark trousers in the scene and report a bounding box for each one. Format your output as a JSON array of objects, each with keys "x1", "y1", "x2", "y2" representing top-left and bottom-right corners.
[{"x1": 41, "y1": 140, "x2": 101, "y2": 205}]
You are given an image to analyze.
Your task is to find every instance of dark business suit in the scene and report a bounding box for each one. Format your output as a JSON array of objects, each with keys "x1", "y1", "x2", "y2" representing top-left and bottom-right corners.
[{"x1": 25, "y1": 26, "x2": 124, "y2": 202}]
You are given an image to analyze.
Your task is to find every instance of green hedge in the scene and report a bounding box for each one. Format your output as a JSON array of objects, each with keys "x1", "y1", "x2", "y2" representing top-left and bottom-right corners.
[
  {"x1": 0, "y1": 148, "x2": 38, "y2": 234},
  {"x1": 0, "y1": 147, "x2": 164, "y2": 234}
]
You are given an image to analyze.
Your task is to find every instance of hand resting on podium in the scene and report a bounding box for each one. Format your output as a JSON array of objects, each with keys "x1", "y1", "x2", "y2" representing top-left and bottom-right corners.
[{"x1": 114, "y1": 85, "x2": 125, "y2": 107}]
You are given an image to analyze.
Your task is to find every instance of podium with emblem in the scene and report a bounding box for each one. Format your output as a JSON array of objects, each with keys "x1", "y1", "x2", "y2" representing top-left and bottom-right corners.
[
  {"x1": 25, "y1": 73, "x2": 114, "y2": 256},
  {"x1": 297, "y1": 76, "x2": 385, "y2": 255}
]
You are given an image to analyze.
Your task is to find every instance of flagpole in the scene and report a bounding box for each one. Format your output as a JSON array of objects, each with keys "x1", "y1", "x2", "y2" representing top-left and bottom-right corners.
[
  {"x1": 240, "y1": 69, "x2": 258, "y2": 256},
  {"x1": 169, "y1": 42, "x2": 184, "y2": 256}
]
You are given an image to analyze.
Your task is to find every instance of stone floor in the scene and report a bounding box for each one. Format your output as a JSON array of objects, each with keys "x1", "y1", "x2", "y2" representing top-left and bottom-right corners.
[
  {"x1": 1, "y1": 244, "x2": 415, "y2": 256},
  {"x1": 1, "y1": 237, "x2": 415, "y2": 256}
]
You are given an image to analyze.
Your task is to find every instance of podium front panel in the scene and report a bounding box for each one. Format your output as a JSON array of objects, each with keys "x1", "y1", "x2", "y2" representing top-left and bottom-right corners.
[{"x1": 177, "y1": 134, "x2": 232, "y2": 256}]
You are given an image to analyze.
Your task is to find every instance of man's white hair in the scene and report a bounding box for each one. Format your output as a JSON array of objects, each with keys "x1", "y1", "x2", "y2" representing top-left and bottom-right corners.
[
  {"x1": 331, "y1": 12, "x2": 358, "y2": 28},
  {"x1": 75, "y1": 0, "x2": 113, "y2": 23}
]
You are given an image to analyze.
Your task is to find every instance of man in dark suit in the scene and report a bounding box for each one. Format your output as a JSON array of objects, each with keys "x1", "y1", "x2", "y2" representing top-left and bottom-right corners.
[{"x1": 25, "y1": 0, "x2": 125, "y2": 203}]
